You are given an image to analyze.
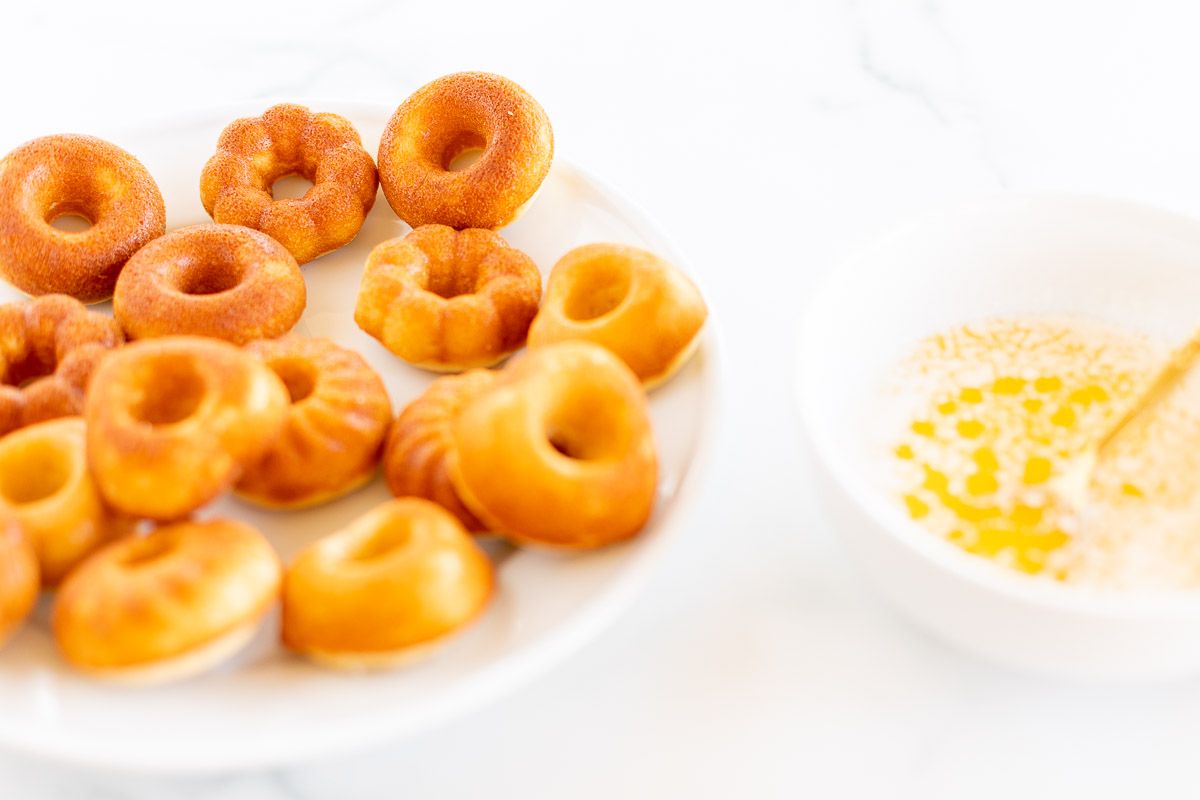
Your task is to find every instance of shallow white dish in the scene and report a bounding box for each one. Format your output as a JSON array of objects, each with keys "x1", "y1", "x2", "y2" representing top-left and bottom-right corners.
[
  {"x1": 797, "y1": 193, "x2": 1200, "y2": 681},
  {"x1": 0, "y1": 102, "x2": 717, "y2": 772}
]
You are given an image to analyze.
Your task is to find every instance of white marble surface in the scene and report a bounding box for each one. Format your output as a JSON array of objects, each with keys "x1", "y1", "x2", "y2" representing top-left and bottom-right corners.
[{"x1": 5, "y1": 0, "x2": 1200, "y2": 796}]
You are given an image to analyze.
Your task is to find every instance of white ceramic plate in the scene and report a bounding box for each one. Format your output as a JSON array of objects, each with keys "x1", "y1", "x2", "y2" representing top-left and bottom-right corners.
[{"x1": 0, "y1": 102, "x2": 717, "y2": 773}]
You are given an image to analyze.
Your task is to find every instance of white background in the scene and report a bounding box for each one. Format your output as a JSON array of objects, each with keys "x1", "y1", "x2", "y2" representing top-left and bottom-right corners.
[{"x1": 5, "y1": 0, "x2": 1200, "y2": 797}]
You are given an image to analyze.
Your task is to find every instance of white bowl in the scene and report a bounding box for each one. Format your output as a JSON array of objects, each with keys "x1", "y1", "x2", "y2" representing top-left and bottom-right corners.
[{"x1": 797, "y1": 193, "x2": 1200, "y2": 681}]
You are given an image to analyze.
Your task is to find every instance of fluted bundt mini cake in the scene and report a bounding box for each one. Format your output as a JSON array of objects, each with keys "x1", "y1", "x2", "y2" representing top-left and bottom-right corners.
[
  {"x1": 282, "y1": 498, "x2": 493, "y2": 669},
  {"x1": 236, "y1": 335, "x2": 392, "y2": 508},
  {"x1": 528, "y1": 243, "x2": 707, "y2": 388},
  {"x1": 0, "y1": 294, "x2": 124, "y2": 437},
  {"x1": 355, "y1": 225, "x2": 542, "y2": 371},
  {"x1": 0, "y1": 134, "x2": 165, "y2": 303},
  {"x1": 113, "y1": 224, "x2": 306, "y2": 345},
  {"x1": 200, "y1": 104, "x2": 378, "y2": 264},
  {"x1": 451, "y1": 342, "x2": 658, "y2": 548},
  {"x1": 53, "y1": 518, "x2": 281, "y2": 684},
  {"x1": 377, "y1": 72, "x2": 553, "y2": 230},
  {"x1": 85, "y1": 336, "x2": 289, "y2": 520},
  {"x1": 383, "y1": 369, "x2": 496, "y2": 531},
  {"x1": 0, "y1": 417, "x2": 134, "y2": 584}
]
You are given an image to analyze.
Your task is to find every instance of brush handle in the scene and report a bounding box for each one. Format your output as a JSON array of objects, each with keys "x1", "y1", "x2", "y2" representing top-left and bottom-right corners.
[{"x1": 1096, "y1": 328, "x2": 1200, "y2": 455}]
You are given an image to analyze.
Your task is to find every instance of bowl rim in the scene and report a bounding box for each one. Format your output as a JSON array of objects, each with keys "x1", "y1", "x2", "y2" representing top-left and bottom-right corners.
[
  {"x1": 795, "y1": 190, "x2": 1200, "y2": 618},
  {"x1": 0, "y1": 99, "x2": 724, "y2": 774}
]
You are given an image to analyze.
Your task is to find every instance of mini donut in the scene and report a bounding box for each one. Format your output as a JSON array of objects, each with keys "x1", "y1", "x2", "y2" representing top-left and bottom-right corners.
[
  {"x1": 200, "y1": 104, "x2": 378, "y2": 264},
  {"x1": 53, "y1": 518, "x2": 281, "y2": 684},
  {"x1": 0, "y1": 417, "x2": 133, "y2": 584},
  {"x1": 112, "y1": 224, "x2": 306, "y2": 345},
  {"x1": 236, "y1": 335, "x2": 392, "y2": 508},
  {"x1": 85, "y1": 336, "x2": 290, "y2": 520},
  {"x1": 0, "y1": 521, "x2": 38, "y2": 649},
  {"x1": 451, "y1": 341, "x2": 657, "y2": 548},
  {"x1": 0, "y1": 294, "x2": 123, "y2": 436},
  {"x1": 528, "y1": 244, "x2": 707, "y2": 389},
  {"x1": 355, "y1": 225, "x2": 542, "y2": 370},
  {"x1": 282, "y1": 498, "x2": 493, "y2": 669},
  {"x1": 378, "y1": 72, "x2": 553, "y2": 230},
  {"x1": 0, "y1": 134, "x2": 165, "y2": 303},
  {"x1": 384, "y1": 370, "x2": 496, "y2": 531}
]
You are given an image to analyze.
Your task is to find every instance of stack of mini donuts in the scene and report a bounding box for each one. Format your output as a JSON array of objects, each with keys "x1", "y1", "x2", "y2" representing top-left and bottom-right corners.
[{"x1": 0, "y1": 72, "x2": 708, "y2": 683}]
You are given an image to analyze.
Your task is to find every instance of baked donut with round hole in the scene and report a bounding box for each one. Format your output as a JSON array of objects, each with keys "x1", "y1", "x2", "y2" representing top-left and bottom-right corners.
[
  {"x1": 84, "y1": 336, "x2": 290, "y2": 520},
  {"x1": 377, "y1": 72, "x2": 553, "y2": 230},
  {"x1": 112, "y1": 224, "x2": 306, "y2": 345},
  {"x1": 53, "y1": 518, "x2": 281, "y2": 684},
  {"x1": 0, "y1": 417, "x2": 133, "y2": 584},
  {"x1": 0, "y1": 134, "x2": 165, "y2": 303},
  {"x1": 451, "y1": 341, "x2": 657, "y2": 548},
  {"x1": 282, "y1": 498, "x2": 493, "y2": 669},
  {"x1": 528, "y1": 243, "x2": 707, "y2": 388}
]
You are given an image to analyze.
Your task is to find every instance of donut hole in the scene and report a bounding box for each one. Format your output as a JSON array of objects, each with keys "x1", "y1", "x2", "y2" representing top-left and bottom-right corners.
[
  {"x1": 120, "y1": 534, "x2": 177, "y2": 568},
  {"x1": 544, "y1": 393, "x2": 627, "y2": 461},
  {"x1": 49, "y1": 213, "x2": 93, "y2": 233},
  {"x1": 176, "y1": 258, "x2": 245, "y2": 296},
  {"x1": 4, "y1": 351, "x2": 56, "y2": 388},
  {"x1": 44, "y1": 201, "x2": 95, "y2": 233},
  {"x1": 563, "y1": 258, "x2": 633, "y2": 321},
  {"x1": 130, "y1": 357, "x2": 206, "y2": 426},
  {"x1": 347, "y1": 521, "x2": 412, "y2": 562},
  {"x1": 271, "y1": 173, "x2": 315, "y2": 200},
  {"x1": 425, "y1": 260, "x2": 480, "y2": 299},
  {"x1": 0, "y1": 440, "x2": 72, "y2": 505},
  {"x1": 442, "y1": 131, "x2": 487, "y2": 172},
  {"x1": 270, "y1": 358, "x2": 317, "y2": 404}
]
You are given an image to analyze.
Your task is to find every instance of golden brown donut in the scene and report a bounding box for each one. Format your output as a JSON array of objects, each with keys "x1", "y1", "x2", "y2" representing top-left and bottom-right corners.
[
  {"x1": 112, "y1": 224, "x2": 306, "y2": 345},
  {"x1": 200, "y1": 104, "x2": 378, "y2": 264},
  {"x1": 528, "y1": 244, "x2": 707, "y2": 389},
  {"x1": 0, "y1": 417, "x2": 133, "y2": 585},
  {"x1": 0, "y1": 294, "x2": 123, "y2": 436},
  {"x1": 282, "y1": 498, "x2": 493, "y2": 669},
  {"x1": 85, "y1": 336, "x2": 289, "y2": 520},
  {"x1": 451, "y1": 342, "x2": 657, "y2": 548},
  {"x1": 0, "y1": 521, "x2": 38, "y2": 649},
  {"x1": 378, "y1": 72, "x2": 553, "y2": 230},
  {"x1": 236, "y1": 335, "x2": 392, "y2": 508},
  {"x1": 383, "y1": 369, "x2": 495, "y2": 531},
  {"x1": 0, "y1": 134, "x2": 165, "y2": 303},
  {"x1": 355, "y1": 225, "x2": 542, "y2": 370},
  {"x1": 53, "y1": 518, "x2": 281, "y2": 683}
]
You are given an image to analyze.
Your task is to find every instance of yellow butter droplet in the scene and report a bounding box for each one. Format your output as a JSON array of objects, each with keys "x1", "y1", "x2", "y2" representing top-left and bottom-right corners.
[
  {"x1": 1023, "y1": 456, "x2": 1053, "y2": 485},
  {"x1": 1012, "y1": 503, "x2": 1044, "y2": 526},
  {"x1": 911, "y1": 420, "x2": 936, "y2": 437},
  {"x1": 904, "y1": 494, "x2": 930, "y2": 519},
  {"x1": 972, "y1": 446, "x2": 999, "y2": 472},
  {"x1": 992, "y1": 376, "x2": 1026, "y2": 395},
  {"x1": 937, "y1": 400, "x2": 958, "y2": 415},
  {"x1": 956, "y1": 419, "x2": 985, "y2": 439},
  {"x1": 959, "y1": 387, "x2": 983, "y2": 404},
  {"x1": 1022, "y1": 397, "x2": 1044, "y2": 413},
  {"x1": 1121, "y1": 483, "x2": 1144, "y2": 498},
  {"x1": 1034, "y1": 376, "x2": 1063, "y2": 393},
  {"x1": 965, "y1": 472, "x2": 999, "y2": 496},
  {"x1": 895, "y1": 444, "x2": 914, "y2": 460},
  {"x1": 1050, "y1": 406, "x2": 1076, "y2": 428}
]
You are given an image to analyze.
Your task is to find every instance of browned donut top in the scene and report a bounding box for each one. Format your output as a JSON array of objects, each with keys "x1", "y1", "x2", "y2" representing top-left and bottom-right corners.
[
  {"x1": 0, "y1": 134, "x2": 165, "y2": 303},
  {"x1": 0, "y1": 294, "x2": 124, "y2": 436},
  {"x1": 378, "y1": 72, "x2": 553, "y2": 230},
  {"x1": 200, "y1": 104, "x2": 378, "y2": 263},
  {"x1": 113, "y1": 224, "x2": 305, "y2": 344}
]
